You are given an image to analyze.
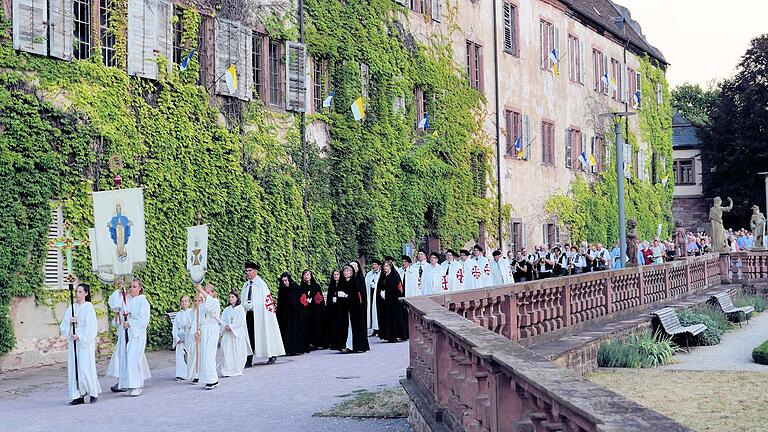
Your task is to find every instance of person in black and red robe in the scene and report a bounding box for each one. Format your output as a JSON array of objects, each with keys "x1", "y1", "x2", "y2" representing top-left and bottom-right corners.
[
  {"x1": 276, "y1": 272, "x2": 307, "y2": 356},
  {"x1": 377, "y1": 259, "x2": 408, "y2": 342},
  {"x1": 301, "y1": 269, "x2": 327, "y2": 350}
]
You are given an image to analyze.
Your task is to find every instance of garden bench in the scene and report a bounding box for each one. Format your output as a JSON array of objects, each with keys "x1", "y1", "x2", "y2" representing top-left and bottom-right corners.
[
  {"x1": 650, "y1": 307, "x2": 706, "y2": 352},
  {"x1": 709, "y1": 292, "x2": 754, "y2": 327}
]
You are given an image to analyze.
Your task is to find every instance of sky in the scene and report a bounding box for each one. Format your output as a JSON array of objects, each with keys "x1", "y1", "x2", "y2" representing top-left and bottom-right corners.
[{"x1": 616, "y1": 0, "x2": 768, "y2": 89}]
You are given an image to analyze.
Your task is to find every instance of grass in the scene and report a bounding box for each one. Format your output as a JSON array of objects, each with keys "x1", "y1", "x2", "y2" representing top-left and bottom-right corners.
[
  {"x1": 597, "y1": 330, "x2": 676, "y2": 368},
  {"x1": 734, "y1": 294, "x2": 767, "y2": 314},
  {"x1": 588, "y1": 369, "x2": 768, "y2": 432},
  {"x1": 314, "y1": 386, "x2": 409, "y2": 418}
]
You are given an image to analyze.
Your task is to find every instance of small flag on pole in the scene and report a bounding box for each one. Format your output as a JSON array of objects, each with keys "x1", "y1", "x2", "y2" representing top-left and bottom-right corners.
[
  {"x1": 513, "y1": 136, "x2": 523, "y2": 158},
  {"x1": 322, "y1": 90, "x2": 335, "y2": 108},
  {"x1": 578, "y1": 151, "x2": 588, "y2": 167},
  {"x1": 225, "y1": 64, "x2": 238, "y2": 95},
  {"x1": 623, "y1": 160, "x2": 631, "y2": 177},
  {"x1": 351, "y1": 97, "x2": 365, "y2": 121},
  {"x1": 548, "y1": 49, "x2": 559, "y2": 77},
  {"x1": 633, "y1": 90, "x2": 642, "y2": 108},
  {"x1": 417, "y1": 113, "x2": 430, "y2": 129},
  {"x1": 588, "y1": 154, "x2": 597, "y2": 167},
  {"x1": 611, "y1": 77, "x2": 618, "y2": 91},
  {"x1": 179, "y1": 47, "x2": 197, "y2": 72},
  {"x1": 431, "y1": 130, "x2": 438, "y2": 137},
  {"x1": 601, "y1": 72, "x2": 609, "y2": 89}
]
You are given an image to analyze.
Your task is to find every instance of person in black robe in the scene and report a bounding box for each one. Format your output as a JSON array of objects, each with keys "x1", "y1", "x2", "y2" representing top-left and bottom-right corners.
[
  {"x1": 377, "y1": 260, "x2": 408, "y2": 342},
  {"x1": 276, "y1": 272, "x2": 307, "y2": 356},
  {"x1": 327, "y1": 269, "x2": 348, "y2": 351},
  {"x1": 301, "y1": 269, "x2": 327, "y2": 350},
  {"x1": 340, "y1": 264, "x2": 370, "y2": 353}
]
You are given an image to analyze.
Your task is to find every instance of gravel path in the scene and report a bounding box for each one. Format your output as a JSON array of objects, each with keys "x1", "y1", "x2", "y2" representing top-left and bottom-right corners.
[
  {"x1": 663, "y1": 310, "x2": 768, "y2": 371},
  {"x1": 0, "y1": 338, "x2": 411, "y2": 432}
]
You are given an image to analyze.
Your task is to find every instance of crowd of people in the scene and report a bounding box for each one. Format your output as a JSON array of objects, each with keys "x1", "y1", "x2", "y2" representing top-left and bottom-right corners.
[{"x1": 728, "y1": 228, "x2": 759, "y2": 252}]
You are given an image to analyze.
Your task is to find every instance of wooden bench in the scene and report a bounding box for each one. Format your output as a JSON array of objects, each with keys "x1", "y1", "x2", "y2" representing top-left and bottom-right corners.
[
  {"x1": 709, "y1": 292, "x2": 755, "y2": 327},
  {"x1": 651, "y1": 307, "x2": 707, "y2": 352}
]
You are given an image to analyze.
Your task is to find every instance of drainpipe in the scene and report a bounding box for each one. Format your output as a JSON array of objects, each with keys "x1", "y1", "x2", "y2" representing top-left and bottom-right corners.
[{"x1": 492, "y1": 0, "x2": 503, "y2": 250}]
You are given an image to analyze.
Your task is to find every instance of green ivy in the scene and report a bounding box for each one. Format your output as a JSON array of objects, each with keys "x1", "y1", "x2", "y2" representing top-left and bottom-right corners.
[
  {"x1": 0, "y1": 0, "x2": 492, "y2": 354},
  {"x1": 546, "y1": 56, "x2": 674, "y2": 244}
]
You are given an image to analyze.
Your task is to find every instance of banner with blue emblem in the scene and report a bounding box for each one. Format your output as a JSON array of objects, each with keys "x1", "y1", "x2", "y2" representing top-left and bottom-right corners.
[{"x1": 92, "y1": 188, "x2": 147, "y2": 277}]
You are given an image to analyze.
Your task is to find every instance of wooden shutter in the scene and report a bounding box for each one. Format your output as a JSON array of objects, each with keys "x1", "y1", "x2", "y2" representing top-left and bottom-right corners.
[
  {"x1": 48, "y1": 0, "x2": 73, "y2": 59},
  {"x1": 502, "y1": 2, "x2": 512, "y2": 53},
  {"x1": 636, "y1": 71, "x2": 642, "y2": 108},
  {"x1": 602, "y1": 56, "x2": 609, "y2": 95},
  {"x1": 156, "y1": 0, "x2": 173, "y2": 74},
  {"x1": 431, "y1": 0, "x2": 440, "y2": 21},
  {"x1": 522, "y1": 114, "x2": 530, "y2": 160},
  {"x1": 237, "y1": 24, "x2": 252, "y2": 101},
  {"x1": 128, "y1": 0, "x2": 159, "y2": 79},
  {"x1": 45, "y1": 206, "x2": 64, "y2": 289},
  {"x1": 285, "y1": 41, "x2": 307, "y2": 111},
  {"x1": 621, "y1": 63, "x2": 628, "y2": 102},
  {"x1": 579, "y1": 40, "x2": 585, "y2": 84},
  {"x1": 215, "y1": 18, "x2": 236, "y2": 96},
  {"x1": 12, "y1": 0, "x2": 48, "y2": 55},
  {"x1": 564, "y1": 128, "x2": 572, "y2": 168}
]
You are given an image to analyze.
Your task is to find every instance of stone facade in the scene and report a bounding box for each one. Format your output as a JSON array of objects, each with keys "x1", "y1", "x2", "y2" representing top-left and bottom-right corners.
[
  {"x1": 672, "y1": 111, "x2": 709, "y2": 233},
  {"x1": 673, "y1": 196, "x2": 710, "y2": 234}
]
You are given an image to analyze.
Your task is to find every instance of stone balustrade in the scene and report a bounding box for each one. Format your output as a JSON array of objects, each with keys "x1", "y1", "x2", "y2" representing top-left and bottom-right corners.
[
  {"x1": 720, "y1": 251, "x2": 768, "y2": 283},
  {"x1": 428, "y1": 254, "x2": 721, "y2": 345},
  {"x1": 403, "y1": 296, "x2": 692, "y2": 432}
]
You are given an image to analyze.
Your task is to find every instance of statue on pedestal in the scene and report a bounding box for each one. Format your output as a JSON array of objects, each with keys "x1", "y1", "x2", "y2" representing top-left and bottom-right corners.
[
  {"x1": 674, "y1": 220, "x2": 687, "y2": 259},
  {"x1": 751, "y1": 205, "x2": 767, "y2": 251},
  {"x1": 709, "y1": 196, "x2": 733, "y2": 252},
  {"x1": 626, "y1": 219, "x2": 638, "y2": 267}
]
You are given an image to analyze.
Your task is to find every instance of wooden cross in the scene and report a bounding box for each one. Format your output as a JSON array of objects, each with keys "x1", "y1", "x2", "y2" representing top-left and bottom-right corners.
[{"x1": 48, "y1": 221, "x2": 89, "y2": 283}]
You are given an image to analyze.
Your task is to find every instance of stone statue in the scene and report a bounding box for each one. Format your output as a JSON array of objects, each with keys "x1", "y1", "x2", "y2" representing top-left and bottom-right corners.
[
  {"x1": 709, "y1": 196, "x2": 733, "y2": 252},
  {"x1": 750, "y1": 205, "x2": 767, "y2": 251},
  {"x1": 626, "y1": 219, "x2": 638, "y2": 267},
  {"x1": 674, "y1": 220, "x2": 687, "y2": 258}
]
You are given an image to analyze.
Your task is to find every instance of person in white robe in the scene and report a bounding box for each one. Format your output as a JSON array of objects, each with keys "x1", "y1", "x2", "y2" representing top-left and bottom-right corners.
[
  {"x1": 106, "y1": 281, "x2": 128, "y2": 392},
  {"x1": 196, "y1": 284, "x2": 221, "y2": 389},
  {"x1": 504, "y1": 251, "x2": 517, "y2": 283},
  {"x1": 440, "y1": 250, "x2": 463, "y2": 292},
  {"x1": 186, "y1": 294, "x2": 202, "y2": 382},
  {"x1": 466, "y1": 245, "x2": 491, "y2": 289},
  {"x1": 118, "y1": 278, "x2": 151, "y2": 396},
  {"x1": 220, "y1": 290, "x2": 252, "y2": 377},
  {"x1": 60, "y1": 283, "x2": 101, "y2": 405},
  {"x1": 490, "y1": 250, "x2": 513, "y2": 285},
  {"x1": 241, "y1": 262, "x2": 285, "y2": 365},
  {"x1": 413, "y1": 249, "x2": 429, "y2": 295},
  {"x1": 458, "y1": 250, "x2": 472, "y2": 291},
  {"x1": 398, "y1": 256, "x2": 420, "y2": 297},
  {"x1": 364, "y1": 260, "x2": 382, "y2": 335},
  {"x1": 172, "y1": 296, "x2": 191, "y2": 380},
  {"x1": 421, "y1": 252, "x2": 444, "y2": 296}
]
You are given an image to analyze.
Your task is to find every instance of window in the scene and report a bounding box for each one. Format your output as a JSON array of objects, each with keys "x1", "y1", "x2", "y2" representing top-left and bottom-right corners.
[
  {"x1": 674, "y1": 159, "x2": 695, "y2": 185},
  {"x1": 268, "y1": 39, "x2": 282, "y2": 107},
  {"x1": 313, "y1": 57, "x2": 328, "y2": 112},
  {"x1": 414, "y1": 87, "x2": 426, "y2": 128},
  {"x1": 502, "y1": 2, "x2": 518, "y2": 56},
  {"x1": 510, "y1": 220, "x2": 522, "y2": 252},
  {"x1": 564, "y1": 128, "x2": 572, "y2": 169},
  {"x1": 593, "y1": 48, "x2": 606, "y2": 94},
  {"x1": 73, "y1": 0, "x2": 92, "y2": 60},
  {"x1": 172, "y1": 8, "x2": 184, "y2": 64},
  {"x1": 197, "y1": 15, "x2": 210, "y2": 86},
  {"x1": 431, "y1": 0, "x2": 441, "y2": 21},
  {"x1": 505, "y1": 110, "x2": 522, "y2": 156},
  {"x1": 592, "y1": 135, "x2": 605, "y2": 173},
  {"x1": 45, "y1": 206, "x2": 65, "y2": 290},
  {"x1": 410, "y1": 0, "x2": 419, "y2": 12},
  {"x1": 360, "y1": 62, "x2": 369, "y2": 100},
  {"x1": 252, "y1": 33, "x2": 264, "y2": 100},
  {"x1": 611, "y1": 58, "x2": 621, "y2": 101},
  {"x1": 569, "y1": 128, "x2": 583, "y2": 170},
  {"x1": 539, "y1": 19, "x2": 554, "y2": 71},
  {"x1": 543, "y1": 223, "x2": 558, "y2": 246},
  {"x1": 568, "y1": 35, "x2": 581, "y2": 83},
  {"x1": 541, "y1": 121, "x2": 555, "y2": 166},
  {"x1": 656, "y1": 83, "x2": 664, "y2": 105},
  {"x1": 466, "y1": 40, "x2": 483, "y2": 91},
  {"x1": 99, "y1": 0, "x2": 116, "y2": 66},
  {"x1": 627, "y1": 67, "x2": 637, "y2": 108}
]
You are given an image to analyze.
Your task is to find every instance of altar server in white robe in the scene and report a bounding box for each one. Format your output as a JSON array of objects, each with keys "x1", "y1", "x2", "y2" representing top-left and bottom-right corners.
[
  {"x1": 458, "y1": 250, "x2": 472, "y2": 291},
  {"x1": 196, "y1": 284, "x2": 221, "y2": 389},
  {"x1": 490, "y1": 250, "x2": 514, "y2": 285},
  {"x1": 364, "y1": 260, "x2": 382, "y2": 335},
  {"x1": 106, "y1": 281, "x2": 128, "y2": 392},
  {"x1": 60, "y1": 283, "x2": 101, "y2": 405},
  {"x1": 421, "y1": 252, "x2": 444, "y2": 296},
  {"x1": 220, "y1": 290, "x2": 252, "y2": 377},
  {"x1": 241, "y1": 262, "x2": 285, "y2": 365},
  {"x1": 172, "y1": 296, "x2": 191, "y2": 381},
  {"x1": 119, "y1": 279, "x2": 151, "y2": 396},
  {"x1": 186, "y1": 294, "x2": 202, "y2": 382},
  {"x1": 466, "y1": 245, "x2": 490, "y2": 290},
  {"x1": 441, "y1": 250, "x2": 462, "y2": 292},
  {"x1": 413, "y1": 249, "x2": 429, "y2": 294},
  {"x1": 398, "y1": 256, "x2": 420, "y2": 297}
]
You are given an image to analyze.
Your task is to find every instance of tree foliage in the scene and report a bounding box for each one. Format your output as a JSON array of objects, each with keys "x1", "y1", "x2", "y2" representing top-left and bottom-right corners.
[
  {"x1": 671, "y1": 82, "x2": 719, "y2": 127},
  {"x1": 700, "y1": 34, "x2": 768, "y2": 226}
]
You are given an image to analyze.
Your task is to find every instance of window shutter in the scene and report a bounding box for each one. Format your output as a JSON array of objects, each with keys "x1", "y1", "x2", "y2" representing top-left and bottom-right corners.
[
  {"x1": 48, "y1": 0, "x2": 73, "y2": 60},
  {"x1": 502, "y1": 2, "x2": 511, "y2": 53},
  {"x1": 45, "y1": 206, "x2": 64, "y2": 289},
  {"x1": 602, "y1": 56, "x2": 609, "y2": 95},
  {"x1": 621, "y1": 63, "x2": 628, "y2": 102},
  {"x1": 431, "y1": 0, "x2": 440, "y2": 21},
  {"x1": 360, "y1": 62, "x2": 369, "y2": 100},
  {"x1": 590, "y1": 136, "x2": 597, "y2": 174},
  {"x1": 581, "y1": 132, "x2": 587, "y2": 171},
  {"x1": 564, "y1": 128, "x2": 572, "y2": 168},
  {"x1": 12, "y1": 0, "x2": 48, "y2": 55},
  {"x1": 128, "y1": 0, "x2": 159, "y2": 79},
  {"x1": 522, "y1": 114, "x2": 530, "y2": 160},
  {"x1": 656, "y1": 83, "x2": 663, "y2": 105},
  {"x1": 521, "y1": 223, "x2": 527, "y2": 250},
  {"x1": 285, "y1": 41, "x2": 307, "y2": 111},
  {"x1": 579, "y1": 40, "x2": 585, "y2": 84},
  {"x1": 636, "y1": 71, "x2": 642, "y2": 109},
  {"x1": 215, "y1": 18, "x2": 235, "y2": 96},
  {"x1": 542, "y1": 224, "x2": 548, "y2": 244},
  {"x1": 156, "y1": 0, "x2": 173, "y2": 73},
  {"x1": 554, "y1": 27, "x2": 559, "y2": 57},
  {"x1": 240, "y1": 26, "x2": 253, "y2": 101}
]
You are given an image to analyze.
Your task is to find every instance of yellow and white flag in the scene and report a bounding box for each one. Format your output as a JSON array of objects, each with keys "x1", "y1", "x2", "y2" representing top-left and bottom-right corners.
[
  {"x1": 225, "y1": 64, "x2": 238, "y2": 95},
  {"x1": 351, "y1": 97, "x2": 365, "y2": 121}
]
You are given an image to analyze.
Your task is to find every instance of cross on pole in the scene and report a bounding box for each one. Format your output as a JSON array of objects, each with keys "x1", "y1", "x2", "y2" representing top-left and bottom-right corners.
[{"x1": 49, "y1": 221, "x2": 89, "y2": 283}]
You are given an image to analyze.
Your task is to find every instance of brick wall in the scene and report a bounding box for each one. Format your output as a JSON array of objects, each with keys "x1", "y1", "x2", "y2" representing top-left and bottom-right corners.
[{"x1": 673, "y1": 196, "x2": 710, "y2": 233}]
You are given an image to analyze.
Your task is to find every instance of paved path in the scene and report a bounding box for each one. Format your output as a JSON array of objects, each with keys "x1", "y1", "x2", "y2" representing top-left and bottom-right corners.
[
  {"x1": 0, "y1": 338, "x2": 410, "y2": 432},
  {"x1": 663, "y1": 310, "x2": 768, "y2": 371}
]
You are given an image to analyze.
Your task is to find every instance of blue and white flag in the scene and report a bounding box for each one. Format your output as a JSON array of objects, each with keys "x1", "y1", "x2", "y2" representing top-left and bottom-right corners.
[
  {"x1": 601, "y1": 72, "x2": 610, "y2": 89},
  {"x1": 417, "y1": 113, "x2": 430, "y2": 129},
  {"x1": 634, "y1": 90, "x2": 642, "y2": 107},
  {"x1": 179, "y1": 47, "x2": 197, "y2": 72},
  {"x1": 322, "y1": 90, "x2": 335, "y2": 108},
  {"x1": 578, "y1": 151, "x2": 588, "y2": 167}
]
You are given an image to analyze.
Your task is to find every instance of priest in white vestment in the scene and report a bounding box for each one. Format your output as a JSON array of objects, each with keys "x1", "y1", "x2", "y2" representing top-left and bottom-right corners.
[
  {"x1": 241, "y1": 262, "x2": 285, "y2": 365},
  {"x1": 413, "y1": 250, "x2": 429, "y2": 295},
  {"x1": 186, "y1": 297, "x2": 201, "y2": 381},
  {"x1": 220, "y1": 291, "x2": 252, "y2": 377},
  {"x1": 398, "y1": 256, "x2": 420, "y2": 297},
  {"x1": 364, "y1": 260, "x2": 382, "y2": 334},
  {"x1": 118, "y1": 279, "x2": 151, "y2": 396},
  {"x1": 197, "y1": 284, "x2": 221, "y2": 389},
  {"x1": 60, "y1": 283, "x2": 101, "y2": 405},
  {"x1": 490, "y1": 250, "x2": 514, "y2": 286},
  {"x1": 172, "y1": 296, "x2": 190, "y2": 380},
  {"x1": 421, "y1": 252, "x2": 444, "y2": 296}
]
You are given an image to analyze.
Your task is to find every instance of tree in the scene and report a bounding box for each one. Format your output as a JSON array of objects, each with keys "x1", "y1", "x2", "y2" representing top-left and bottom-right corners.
[
  {"x1": 700, "y1": 34, "x2": 768, "y2": 228},
  {"x1": 671, "y1": 83, "x2": 719, "y2": 127}
]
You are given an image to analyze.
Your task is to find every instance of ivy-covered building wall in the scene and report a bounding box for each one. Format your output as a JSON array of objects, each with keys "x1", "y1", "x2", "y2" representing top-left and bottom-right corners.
[{"x1": 0, "y1": 0, "x2": 493, "y2": 357}]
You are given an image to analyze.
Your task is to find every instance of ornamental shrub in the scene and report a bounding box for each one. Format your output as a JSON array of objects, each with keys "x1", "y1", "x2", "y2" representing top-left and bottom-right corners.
[
  {"x1": 597, "y1": 330, "x2": 675, "y2": 368},
  {"x1": 677, "y1": 307, "x2": 730, "y2": 346},
  {"x1": 733, "y1": 294, "x2": 766, "y2": 314},
  {"x1": 752, "y1": 340, "x2": 768, "y2": 365}
]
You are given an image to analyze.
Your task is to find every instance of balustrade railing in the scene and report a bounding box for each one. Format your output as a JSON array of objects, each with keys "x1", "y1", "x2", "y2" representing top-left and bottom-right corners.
[{"x1": 720, "y1": 251, "x2": 768, "y2": 282}]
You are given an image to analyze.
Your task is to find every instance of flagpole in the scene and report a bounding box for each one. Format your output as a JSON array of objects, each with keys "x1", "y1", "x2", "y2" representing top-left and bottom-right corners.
[{"x1": 491, "y1": 0, "x2": 503, "y2": 250}]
